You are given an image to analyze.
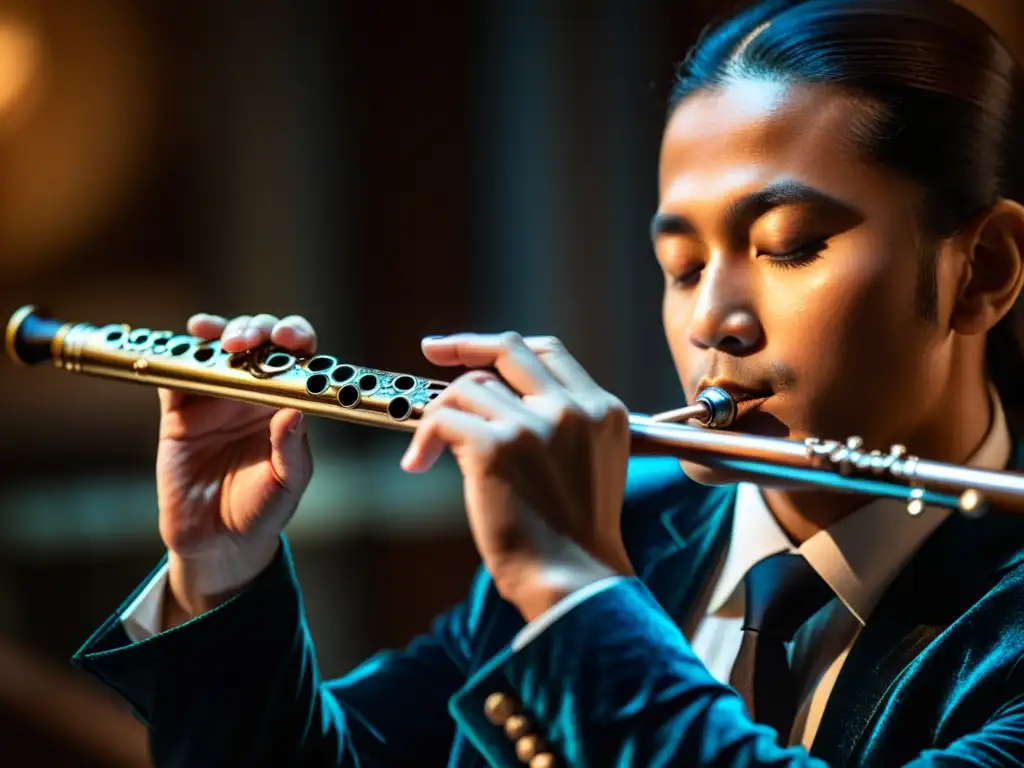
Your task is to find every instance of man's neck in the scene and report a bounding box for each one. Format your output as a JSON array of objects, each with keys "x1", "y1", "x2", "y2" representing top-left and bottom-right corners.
[{"x1": 761, "y1": 381, "x2": 995, "y2": 546}]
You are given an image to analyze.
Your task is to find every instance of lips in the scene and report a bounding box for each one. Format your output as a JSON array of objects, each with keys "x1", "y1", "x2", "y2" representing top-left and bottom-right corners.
[{"x1": 696, "y1": 378, "x2": 774, "y2": 423}]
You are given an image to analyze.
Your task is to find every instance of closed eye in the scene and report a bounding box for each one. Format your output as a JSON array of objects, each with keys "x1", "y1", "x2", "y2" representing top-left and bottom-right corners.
[{"x1": 758, "y1": 237, "x2": 829, "y2": 269}]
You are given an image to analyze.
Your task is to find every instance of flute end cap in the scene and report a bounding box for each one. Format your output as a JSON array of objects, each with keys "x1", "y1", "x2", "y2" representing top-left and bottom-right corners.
[{"x1": 5, "y1": 304, "x2": 39, "y2": 365}]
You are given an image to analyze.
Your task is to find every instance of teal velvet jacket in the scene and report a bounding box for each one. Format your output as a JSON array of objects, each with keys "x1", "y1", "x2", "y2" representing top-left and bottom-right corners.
[{"x1": 73, "y1": 445, "x2": 1024, "y2": 767}]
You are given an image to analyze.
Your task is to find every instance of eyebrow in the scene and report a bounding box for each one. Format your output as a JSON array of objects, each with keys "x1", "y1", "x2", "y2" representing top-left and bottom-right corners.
[{"x1": 650, "y1": 180, "x2": 861, "y2": 242}]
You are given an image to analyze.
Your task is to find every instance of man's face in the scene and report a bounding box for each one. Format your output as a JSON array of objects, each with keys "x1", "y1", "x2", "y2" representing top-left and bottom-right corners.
[{"x1": 655, "y1": 80, "x2": 956, "y2": 484}]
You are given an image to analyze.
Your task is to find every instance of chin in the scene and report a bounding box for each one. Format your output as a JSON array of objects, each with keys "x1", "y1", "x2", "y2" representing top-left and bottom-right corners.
[
  {"x1": 675, "y1": 404, "x2": 796, "y2": 487},
  {"x1": 678, "y1": 460, "x2": 750, "y2": 487}
]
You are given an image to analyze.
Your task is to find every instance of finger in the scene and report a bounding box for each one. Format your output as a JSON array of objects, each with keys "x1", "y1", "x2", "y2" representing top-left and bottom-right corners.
[
  {"x1": 427, "y1": 371, "x2": 537, "y2": 424},
  {"x1": 522, "y1": 335, "x2": 602, "y2": 395},
  {"x1": 245, "y1": 313, "x2": 280, "y2": 347},
  {"x1": 401, "y1": 407, "x2": 495, "y2": 474},
  {"x1": 186, "y1": 313, "x2": 229, "y2": 341},
  {"x1": 220, "y1": 315, "x2": 253, "y2": 352},
  {"x1": 421, "y1": 332, "x2": 561, "y2": 397},
  {"x1": 267, "y1": 408, "x2": 313, "y2": 494},
  {"x1": 269, "y1": 315, "x2": 318, "y2": 355},
  {"x1": 158, "y1": 386, "x2": 184, "y2": 413}
]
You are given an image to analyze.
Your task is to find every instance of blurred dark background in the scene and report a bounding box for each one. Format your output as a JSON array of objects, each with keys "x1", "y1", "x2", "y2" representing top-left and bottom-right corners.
[{"x1": 0, "y1": 1, "x2": 1019, "y2": 765}]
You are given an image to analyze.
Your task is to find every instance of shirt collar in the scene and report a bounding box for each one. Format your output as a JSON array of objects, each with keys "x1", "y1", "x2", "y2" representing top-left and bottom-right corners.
[{"x1": 706, "y1": 384, "x2": 1012, "y2": 625}]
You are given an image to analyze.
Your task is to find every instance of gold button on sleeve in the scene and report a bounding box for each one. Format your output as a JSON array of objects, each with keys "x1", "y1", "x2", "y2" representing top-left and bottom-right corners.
[
  {"x1": 504, "y1": 714, "x2": 531, "y2": 740},
  {"x1": 530, "y1": 754, "x2": 557, "y2": 768},
  {"x1": 515, "y1": 733, "x2": 546, "y2": 763},
  {"x1": 484, "y1": 692, "x2": 519, "y2": 726}
]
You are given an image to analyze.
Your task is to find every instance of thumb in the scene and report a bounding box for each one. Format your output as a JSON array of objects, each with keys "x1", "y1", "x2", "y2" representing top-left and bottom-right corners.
[{"x1": 268, "y1": 408, "x2": 313, "y2": 493}]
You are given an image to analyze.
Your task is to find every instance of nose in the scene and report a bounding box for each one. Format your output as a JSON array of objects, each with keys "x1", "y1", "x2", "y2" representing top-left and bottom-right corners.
[{"x1": 687, "y1": 259, "x2": 763, "y2": 354}]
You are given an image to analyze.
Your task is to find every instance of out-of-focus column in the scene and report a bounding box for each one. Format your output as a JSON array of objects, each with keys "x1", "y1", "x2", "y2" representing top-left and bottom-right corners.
[
  {"x1": 472, "y1": 2, "x2": 682, "y2": 413},
  {"x1": 471, "y1": 0, "x2": 570, "y2": 336},
  {"x1": 190, "y1": 0, "x2": 351, "y2": 354},
  {"x1": 187, "y1": 0, "x2": 362, "y2": 673}
]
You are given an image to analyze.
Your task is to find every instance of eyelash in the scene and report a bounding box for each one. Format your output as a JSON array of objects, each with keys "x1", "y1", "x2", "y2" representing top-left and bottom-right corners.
[
  {"x1": 671, "y1": 238, "x2": 828, "y2": 287},
  {"x1": 759, "y1": 238, "x2": 828, "y2": 270}
]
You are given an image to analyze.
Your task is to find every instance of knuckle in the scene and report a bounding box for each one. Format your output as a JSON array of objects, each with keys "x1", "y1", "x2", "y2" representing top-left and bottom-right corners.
[
  {"x1": 537, "y1": 335, "x2": 564, "y2": 353},
  {"x1": 552, "y1": 398, "x2": 587, "y2": 426},
  {"x1": 499, "y1": 330, "x2": 526, "y2": 349},
  {"x1": 603, "y1": 397, "x2": 630, "y2": 426},
  {"x1": 495, "y1": 421, "x2": 539, "y2": 451},
  {"x1": 584, "y1": 394, "x2": 627, "y2": 422}
]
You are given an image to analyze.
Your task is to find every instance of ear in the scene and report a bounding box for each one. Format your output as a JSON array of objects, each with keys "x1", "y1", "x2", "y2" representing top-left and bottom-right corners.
[{"x1": 949, "y1": 199, "x2": 1024, "y2": 336}]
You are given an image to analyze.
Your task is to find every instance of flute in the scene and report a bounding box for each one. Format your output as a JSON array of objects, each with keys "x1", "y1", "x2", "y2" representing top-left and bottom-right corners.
[{"x1": 9, "y1": 304, "x2": 1024, "y2": 517}]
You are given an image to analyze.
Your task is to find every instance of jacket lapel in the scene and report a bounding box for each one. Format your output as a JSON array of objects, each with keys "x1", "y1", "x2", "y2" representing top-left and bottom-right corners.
[
  {"x1": 811, "y1": 432, "x2": 1024, "y2": 766},
  {"x1": 808, "y1": 566, "x2": 947, "y2": 765},
  {"x1": 638, "y1": 483, "x2": 735, "y2": 632}
]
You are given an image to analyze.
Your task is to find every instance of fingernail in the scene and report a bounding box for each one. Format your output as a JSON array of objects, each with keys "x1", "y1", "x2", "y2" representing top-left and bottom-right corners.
[
  {"x1": 400, "y1": 444, "x2": 416, "y2": 470},
  {"x1": 288, "y1": 412, "x2": 304, "y2": 434},
  {"x1": 422, "y1": 335, "x2": 445, "y2": 344}
]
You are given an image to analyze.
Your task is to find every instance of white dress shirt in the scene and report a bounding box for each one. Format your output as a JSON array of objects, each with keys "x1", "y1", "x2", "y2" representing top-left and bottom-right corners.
[{"x1": 121, "y1": 386, "x2": 1011, "y2": 749}]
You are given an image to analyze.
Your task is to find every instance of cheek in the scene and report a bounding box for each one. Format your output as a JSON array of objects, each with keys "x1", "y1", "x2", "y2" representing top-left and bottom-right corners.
[
  {"x1": 662, "y1": 290, "x2": 694, "y2": 387},
  {"x1": 766, "y1": 235, "x2": 933, "y2": 433}
]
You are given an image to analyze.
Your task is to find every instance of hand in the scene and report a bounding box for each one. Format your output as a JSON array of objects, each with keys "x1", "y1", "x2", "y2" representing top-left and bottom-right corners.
[
  {"x1": 156, "y1": 312, "x2": 316, "y2": 623},
  {"x1": 400, "y1": 332, "x2": 634, "y2": 621}
]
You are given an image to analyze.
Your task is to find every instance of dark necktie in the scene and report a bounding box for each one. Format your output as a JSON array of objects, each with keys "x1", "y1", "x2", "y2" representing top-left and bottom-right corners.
[{"x1": 728, "y1": 552, "x2": 835, "y2": 743}]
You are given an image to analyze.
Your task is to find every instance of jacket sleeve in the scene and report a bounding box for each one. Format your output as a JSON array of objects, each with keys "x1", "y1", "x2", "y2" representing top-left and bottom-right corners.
[
  {"x1": 448, "y1": 577, "x2": 1024, "y2": 768},
  {"x1": 72, "y1": 536, "x2": 476, "y2": 767}
]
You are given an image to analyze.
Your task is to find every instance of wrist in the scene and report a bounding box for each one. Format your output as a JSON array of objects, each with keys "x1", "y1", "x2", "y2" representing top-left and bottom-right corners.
[
  {"x1": 165, "y1": 536, "x2": 280, "y2": 622},
  {"x1": 507, "y1": 552, "x2": 629, "y2": 623}
]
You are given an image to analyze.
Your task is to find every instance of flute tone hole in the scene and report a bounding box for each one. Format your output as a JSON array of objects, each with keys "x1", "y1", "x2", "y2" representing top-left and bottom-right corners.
[
  {"x1": 331, "y1": 365, "x2": 356, "y2": 385},
  {"x1": 387, "y1": 397, "x2": 412, "y2": 421},
  {"x1": 428, "y1": 392, "x2": 439, "y2": 400},
  {"x1": 338, "y1": 384, "x2": 360, "y2": 408},
  {"x1": 428, "y1": 382, "x2": 446, "y2": 392},
  {"x1": 307, "y1": 356, "x2": 334, "y2": 372},
  {"x1": 169, "y1": 343, "x2": 191, "y2": 356},
  {"x1": 105, "y1": 331, "x2": 123, "y2": 343},
  {"x1": 392, "y1": 375, "x2": 416, "y2": 392},
  {"x1": 306, "y1": 373, "x2": 330, "y2": 396},
  {"x1": 265, "y1": 353, "x2": 291, "y2": 367},
  {"x1": 358, "y1": 374, "x2": 378, "y2": 392},
  {"x1": 193, "y1": 348, "x2": 215, "y2": 363},
  {"x1": 150, "y1": 332, "x2": 173, "y2": 349}
]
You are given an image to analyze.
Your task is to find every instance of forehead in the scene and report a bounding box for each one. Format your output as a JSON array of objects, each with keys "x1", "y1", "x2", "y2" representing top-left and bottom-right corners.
[{"x1": 659, "y1": 79, "x2": 889, "y2": 211}]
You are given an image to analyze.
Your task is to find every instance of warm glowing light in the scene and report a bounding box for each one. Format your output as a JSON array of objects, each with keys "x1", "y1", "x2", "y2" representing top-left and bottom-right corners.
[{"x1": 0, "y1": 19, "x2": 39, "y2": 118}]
